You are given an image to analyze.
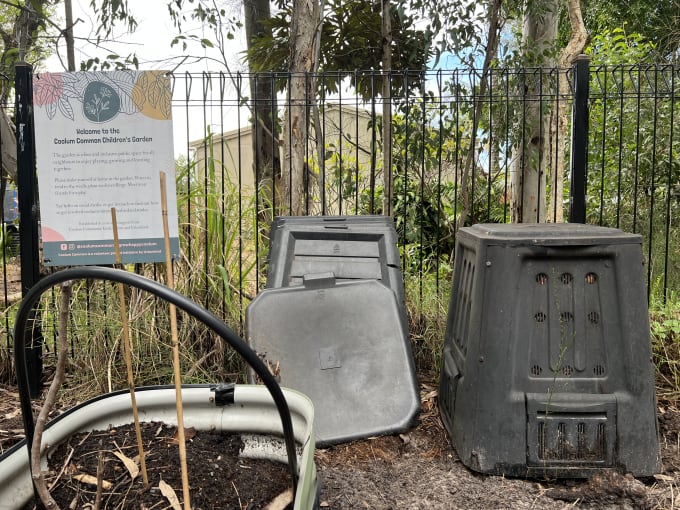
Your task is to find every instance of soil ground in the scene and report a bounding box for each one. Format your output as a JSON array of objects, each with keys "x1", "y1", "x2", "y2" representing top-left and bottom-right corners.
[
  {"x1": 36, "y1": 421, "x2": 292, "y2": 509},
  {"x1": 2, "y1": 376, "x2": 679, "y2": 510}
]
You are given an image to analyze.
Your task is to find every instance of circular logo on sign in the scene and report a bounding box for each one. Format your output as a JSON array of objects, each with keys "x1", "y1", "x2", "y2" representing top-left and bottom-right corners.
[{"x1": 82, "y1": 81, "x2": 121, "y2": 123}]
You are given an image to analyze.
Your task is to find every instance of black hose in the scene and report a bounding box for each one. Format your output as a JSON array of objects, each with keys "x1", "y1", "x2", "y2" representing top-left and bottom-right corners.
[{"x1": 13, "y1": 266, "x2": 299, "y2": 493}]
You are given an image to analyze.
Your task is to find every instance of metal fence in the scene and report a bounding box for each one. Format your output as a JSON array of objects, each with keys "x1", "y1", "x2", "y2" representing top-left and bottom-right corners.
[
  {"x1": 2, "y1": 63, "x2": 679, "y2": 363},
  {"x1": 171, "y1": 64, "x2": 678, "y2": 297}
]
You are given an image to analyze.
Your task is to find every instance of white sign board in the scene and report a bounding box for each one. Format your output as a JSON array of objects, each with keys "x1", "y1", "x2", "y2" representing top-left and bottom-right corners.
[{"x1": 33, "y1": 70, "x2": 180, "y2": 266}]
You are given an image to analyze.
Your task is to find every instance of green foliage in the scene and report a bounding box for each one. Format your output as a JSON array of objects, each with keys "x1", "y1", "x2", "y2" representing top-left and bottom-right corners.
[
  {"x1": 650, "y1": 288, "x2": 680, "y2": 394},
  {"x1": 586, "y1": 28, "x2": 656, "y2": 64},
  {"x1": 583, "y1": 0, "x2": 680, "y2": 60},
  {"x1": 586, "y1": 32, "x2": 680, "y2": 295},
  {"x1": 245, "y1": 0, "x2": 434, "y2": 98},
  {"x1": 409, "y1": 0, "x2": 490, "y2": 67},
  {"x1": 81, "y1": 53, "x2": 139, "y2": 71},
  {"x1": 90, "y1": 0, "x2": 138, "y2": 39},
  {"x1": 0, "y1": 224, "x2": 17, "y2": 258},
  {"x1": 0, "y1": 0, "x2": 55, "y2": 84}
]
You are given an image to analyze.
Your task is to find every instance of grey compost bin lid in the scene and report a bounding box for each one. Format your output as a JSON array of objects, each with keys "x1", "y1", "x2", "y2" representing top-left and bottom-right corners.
[
  {"x1": 460, "y1": 223, "x2": 642, "y2": 246},
  {"x1": 246, "y1": 274, "x2": 420, "y2": 446}
]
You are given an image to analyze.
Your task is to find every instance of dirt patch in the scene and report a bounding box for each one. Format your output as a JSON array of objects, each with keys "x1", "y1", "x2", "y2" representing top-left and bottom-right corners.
[
  {"x1": 0, "y1": 261, "x2": 22, "y2": 302},
  {"x1": 0, "y1": 385, "x2": 25, "y2": 455},
  {"x1": 313, "y1": 380, "x2": 677, "y2": 510},
  {"x1": 30, "y1": 421, "x2": 292, "y2": 509}
]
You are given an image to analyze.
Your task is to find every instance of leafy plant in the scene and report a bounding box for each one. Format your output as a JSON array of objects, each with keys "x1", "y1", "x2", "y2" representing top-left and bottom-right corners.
[
  {"x1": 586, "y1": 30, "x2": 680, "y2": 298},
  {"x1": 650, "y1": 287, "x2": 680, "y2": 395}
]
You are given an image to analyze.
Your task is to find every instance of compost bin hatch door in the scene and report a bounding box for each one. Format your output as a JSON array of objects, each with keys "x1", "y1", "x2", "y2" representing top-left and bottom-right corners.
[{"x1": 246, "y1": 278, "x2": 420, "y2": 445}]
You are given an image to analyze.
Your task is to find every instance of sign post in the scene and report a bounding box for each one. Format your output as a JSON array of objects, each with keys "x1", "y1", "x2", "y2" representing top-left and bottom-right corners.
[{"x1": 16, "y1": 63, "x2": 43, "y2": 397}]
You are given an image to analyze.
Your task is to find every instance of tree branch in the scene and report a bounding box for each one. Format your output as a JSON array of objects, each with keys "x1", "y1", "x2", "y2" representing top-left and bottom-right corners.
[{"x1": 31, "y1": 283, "x2": 72, "y2": 510}]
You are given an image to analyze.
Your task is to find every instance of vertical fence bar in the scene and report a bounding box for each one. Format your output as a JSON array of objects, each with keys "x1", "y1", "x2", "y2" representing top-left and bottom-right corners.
[
  {"x1": 354, "y1": 71, "x2": 360, "y2": 212},
  {"x1": 632, "y1": 66, "x2": 643, "y2": 233},
  {"x1": 598, "y1": 67, "x2": 607, "y2": 226},
  {"x1": 503, "y1": 70, "x2": 510, "y2": 223},
  {"x1": 338, "y1": 85, "x2": 344, "y2": 215},
  {"x1": 305, "y1": 71, "x2": 311, "y2": 215},
  {"x1": 419, "y1": 74, "x2": 426, "y2": 302},
  {"x1": 487, "y1": 68, "x2": 493, "y2": 220},
  {"x1": 662, "y1": 67, "x2": 676, "y2": 302},
  {"x1": 369, "y1": 73, "x2": 376, "y2": 215},
  {"x1": 468, "y1": 71, "x2": 477, "y2": 224},
  {"x1": 201, "y1": 72, "x2": 210, "y2": 309},
  {"x1": 235, "y1": 72, "x2": 244, "y2": 323},
  {"x1": 535, "y1": 68, "x2": 544, "y2": 223},
  {"x1": 647, "y1": 67, "x2": 659, "y2": 297},
  {"x1": 569, "y1": 54, "x2": 590, "y2": 223},
  {"x1": 15, "y1": 62, "x2": 42, "y2": 397},
  {"x1": 435, "y1": 70, "x2": 443, "y2": 295},
  {"x1": 615, "y1": 66, "x2": 625, "y2": 228}
]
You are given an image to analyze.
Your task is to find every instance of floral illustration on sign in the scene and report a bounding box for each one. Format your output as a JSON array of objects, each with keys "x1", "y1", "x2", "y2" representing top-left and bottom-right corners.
[
  {"x1": 33, "y1": 73, "x2": 72, "y2": 120},
  {"x1": 33, "y1": 71, "x2": 171, "y2": 122},
  {"x1": 131, "y1": 71, "x2": 172, "y2": 120},
  {"x1": 83, "y1": 81, "x2": 120, "y2": 122}
]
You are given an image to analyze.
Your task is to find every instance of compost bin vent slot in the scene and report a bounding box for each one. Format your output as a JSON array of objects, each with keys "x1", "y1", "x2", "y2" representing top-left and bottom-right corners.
[
  {"x1": 531, "y1": 412, "x2": 613, "y2": 465},
  {"x1": 440, "y1": 351, "x2": 459, "y2": 419},
  {"x1": 536, "y1": 418, "x2": 608, "y2": 461},
  {"x1": 528, "y1": 261, "x2": 609, "y2": 380},
  {"x1": 453, "y1": 246, "x2": 475, "y2": 355}
]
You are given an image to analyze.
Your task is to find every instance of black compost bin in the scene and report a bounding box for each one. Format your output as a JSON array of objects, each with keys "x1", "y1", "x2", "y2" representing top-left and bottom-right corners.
[
  {"x1": 439, "y1": 223, "x2": 660, "y2": 478},
  {"x1": 247, "y1": 216, "x2": 419, "y2": 445},
  {"x1": 265, "y1": 215, "x2": 405, "y2": 310}
]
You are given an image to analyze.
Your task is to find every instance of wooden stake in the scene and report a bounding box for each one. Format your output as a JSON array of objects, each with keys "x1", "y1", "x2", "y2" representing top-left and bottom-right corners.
[
  {"x1": 111, "y1": 207, "x2": 149, "y2": 486},
  {"x1": 160, "y1": 172, "x2": 191, "y2": 509}
]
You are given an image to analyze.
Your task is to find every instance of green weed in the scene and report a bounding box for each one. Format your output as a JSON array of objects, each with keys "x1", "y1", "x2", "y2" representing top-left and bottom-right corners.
[{"x1": 650, "y1": 287, "x2": 680, "y2": 399}]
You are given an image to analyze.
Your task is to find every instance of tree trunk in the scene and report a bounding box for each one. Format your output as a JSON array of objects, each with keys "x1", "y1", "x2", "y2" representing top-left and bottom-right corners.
[
  {"x1": 547, "y1": 0, "x2": 589, "y2": 222},
  {"x1": 244, "y1": 0, "x2": 281, "y2": 221},
  {"x1": 456, "y1": 0, "x2": 503, "y2": 229},
  {"x1": 381, "y1": 0, "x2": 393, "y2": 216},
  {"x1": 308, "y1": 0, "x2": 326, "y2": 215},
  {"x1": 284, "y1": 0, "x2": 321, "y2": 216},
  {"x1": 510, "y1": 0, "x2": 560, "y2": 223}
]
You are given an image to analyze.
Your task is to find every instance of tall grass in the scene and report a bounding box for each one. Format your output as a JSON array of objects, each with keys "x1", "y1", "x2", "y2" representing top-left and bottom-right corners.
[
  {"x1": 650, "y1": 285, "x2": 680, "y2": 401},
  {"x1": 4, "y1": 134, "x2": 261, "y2": 404},
  {"x1": 403, "y1": 258, "x2": 452, "y2": 378}
]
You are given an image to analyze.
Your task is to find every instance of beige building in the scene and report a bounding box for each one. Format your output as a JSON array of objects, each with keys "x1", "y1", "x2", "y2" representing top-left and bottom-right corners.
[{"x1": 189, "y1": 104, "x2": 382, "y2": 208}]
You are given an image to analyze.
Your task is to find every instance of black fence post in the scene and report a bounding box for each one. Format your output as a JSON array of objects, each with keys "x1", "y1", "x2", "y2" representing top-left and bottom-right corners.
[
  {"x1": 569, "y1": 54, "x2": 590, "y2": 223},
  {"x1": 15, "y1": 62, "x2": 43, "y2": 397}
]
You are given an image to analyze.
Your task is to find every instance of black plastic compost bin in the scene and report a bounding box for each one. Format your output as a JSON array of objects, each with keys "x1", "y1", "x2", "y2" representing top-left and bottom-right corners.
[
  {"x1": 247, "y1": 216, "x2": 419, "y2": 445},
  {"x1": 439, "y1": 223, "x2": 660, "y2": 478},
  {"x1": 265, "y1": 215, "x2": 405, "y2": 310}
]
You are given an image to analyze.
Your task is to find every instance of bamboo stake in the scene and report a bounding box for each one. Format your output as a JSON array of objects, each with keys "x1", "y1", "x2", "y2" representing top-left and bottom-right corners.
[
  {"x1": 160, "y1": 171, "x2": 191, "y2": 509},
  {"x1": 111, "y1": 207, "x2": 149, "y2": 486}
]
